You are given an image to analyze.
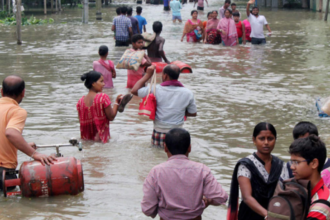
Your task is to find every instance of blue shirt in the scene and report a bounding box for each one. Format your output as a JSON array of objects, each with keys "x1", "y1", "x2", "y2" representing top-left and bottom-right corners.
[
  {"x1": 170, "y1": 0, "x2": 182, "y2": 16},
  {"x1": 113, "y1": 15, "x2": 132, "y2": 41},
  {"x1": 164, "y1": 0, "x2": 169, "y2": 7},
  {"x1": 134, "y1": 15, "x2": 147, "y2": 33}
]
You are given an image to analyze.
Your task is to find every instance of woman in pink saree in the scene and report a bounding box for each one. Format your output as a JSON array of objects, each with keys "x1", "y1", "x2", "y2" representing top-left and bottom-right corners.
[
  {"x1": 181, "y1": 10, "x2": 204, "y2": 43},
  {"x1": 217, "y1": 9, "x2": 238, "y2": 46}
]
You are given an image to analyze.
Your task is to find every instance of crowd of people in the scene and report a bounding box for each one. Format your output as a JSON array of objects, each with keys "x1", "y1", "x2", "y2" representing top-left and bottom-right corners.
[{"x1": 1, "y1": 0, "x2": 330, "y2": 220}]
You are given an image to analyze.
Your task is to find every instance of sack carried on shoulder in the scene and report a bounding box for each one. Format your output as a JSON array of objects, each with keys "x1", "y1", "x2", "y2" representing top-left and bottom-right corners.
[
  {"x1": 141, "y1": 33, "x2": 156, "y2": 48},
  {"x1": 138, "y1": 70, "x2": 157, "y2": 120},
  {"x1": 267, "y1": 178, "x2": 311, "y2": 220},
  {"x1": 116, "y1": 49, "x2": 145, "y2": 71}
]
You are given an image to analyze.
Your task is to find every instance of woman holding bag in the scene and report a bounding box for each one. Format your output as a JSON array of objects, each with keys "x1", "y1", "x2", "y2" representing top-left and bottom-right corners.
[{"x1": 131, "y1": 64, "x2": 197, "y2": 148}]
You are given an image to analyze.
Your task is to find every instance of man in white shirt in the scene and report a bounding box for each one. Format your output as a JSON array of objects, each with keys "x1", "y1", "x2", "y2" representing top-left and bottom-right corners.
[
  {"x1": 246, "y1": 0, "x2": 271, "y2": 44},
  {"x1": 131, "y1": 65, "x2": 197, "y2": 148}
]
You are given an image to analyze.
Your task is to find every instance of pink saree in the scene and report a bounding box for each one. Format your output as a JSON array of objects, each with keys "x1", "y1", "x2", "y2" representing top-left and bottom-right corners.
[{"x1": 217, "y1": 17, "x2": 238, "y2": 46}]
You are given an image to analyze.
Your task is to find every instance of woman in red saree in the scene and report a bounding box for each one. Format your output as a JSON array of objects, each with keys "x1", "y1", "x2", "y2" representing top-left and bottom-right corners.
[
  {"x1": 217, "y1": 9, "x2": 238, "y2": 46},
  {"x1": 77, "y1": 71, "x2": 126, "y2": 143},
  {"x1": 204, "y1": 10, "x2": 222, "y2": 44},
  {"x1": 181, "y1": 10, "x2": 204, "y2": 43}
]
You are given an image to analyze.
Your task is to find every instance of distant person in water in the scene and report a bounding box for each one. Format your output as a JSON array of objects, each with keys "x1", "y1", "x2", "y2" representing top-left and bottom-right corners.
[
  {"x1": 77, "y1": 71, "x2": 124, "y2": 143},
  {"x1": 217, "y1": 9, "x2": 238, "y2": 46},
  {"x1": 127, "y1": 34, "x2": 152, "y2": 88},
  {"x1": 246, "y1": 0, "x2": 271, "y2": 44},
  {"x1": 127, "y1": 7, "x2": 140, "y2": 35},
  {"x1": 219, "y1": 0, "x2": 231, "y2": 19},
  {"x1": 233, "y1": 12, "x2": 245, "y2": 44},
  {"x1": 194, "y1": 0, "x2": 208, "y2": 11},
  {"x1": 141, "y1": 128, "x2": 228, "y2": 219},
  {"x1": 147, "y1": 22, "x2": 170, "y2": 64},
  {"x1": 181, "y1": 10, "x2": 204, "y2": 43},
  {"x1": 112, "y1": 6, "x2": 133, "y2": 47},
  {"x1": 135, "y1": 6, "x2": 147, "y2": 33},
  {"x1": 163, "y1": 0, "x2": 170, "y2": 11},
  {"x1": 204, "y1": 10, "x2": 221, "y2": 44},
  {"x1": 170, "y1": 0, "x2": 182, "y2": 23},
  {"x1": 231, "y1": 3, "x2": 240, "y2": 18},
  {"x1": 93, "y1": 45, "x2": 116, "y2": 89},
  {"x1": 131, "y1": 65, "x2": 197, "y2": 148},
  {"x1": 242, "y1": 18, "x2": 251, "y2": 42},
  {"x1": 203, "y1": 11, "x2": 212, "y2": 29}
]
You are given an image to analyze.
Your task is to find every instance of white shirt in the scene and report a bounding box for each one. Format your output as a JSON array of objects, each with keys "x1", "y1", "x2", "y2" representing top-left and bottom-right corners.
[
  {"x1": 138, "y1": 85, "x2": 197, "y2": 132},
  {"x1": 248, "y1": 14, "x2": 268, "y2": 39}
]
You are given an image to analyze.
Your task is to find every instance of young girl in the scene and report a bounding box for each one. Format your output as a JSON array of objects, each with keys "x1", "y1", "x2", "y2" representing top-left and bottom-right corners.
[
  {"x1": 227, "y1": 122, "x2": 288, "y2": 220},
  {"x1": 93, "y1": 45, "x2": 116, "y2": 89},
  {"x1": 77, "y1": 71, "x2": 123, "y2": 143}
]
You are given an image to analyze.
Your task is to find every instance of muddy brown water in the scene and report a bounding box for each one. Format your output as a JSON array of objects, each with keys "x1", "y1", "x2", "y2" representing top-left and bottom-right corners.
[{"x1": 1, "y1": 2, "x2": 330, "y2": 219}]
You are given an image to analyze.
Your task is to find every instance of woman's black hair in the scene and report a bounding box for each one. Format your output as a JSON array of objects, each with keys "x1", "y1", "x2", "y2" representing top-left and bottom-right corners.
[
  {"x1": 81, "y1": 71, "x2": 102, "y2": 89},
  {"x1": 212, "y1": 10, "x2": 218, "y2": 14},
  {"x1": 191, "y1": 10, "x2": 198, "y2": 16},
  {"x1": 253, "y1": 122, "x2": 277, "y2": 139},
  {"x1": 232, "y1": 12, "x2": 240, "y2": 17},
  {"x1": 207, "y1": 12, "x2": 212, "y2": 18},
  {"x1": 224, "y1": 8, "x2": 232, "y2": 14}
]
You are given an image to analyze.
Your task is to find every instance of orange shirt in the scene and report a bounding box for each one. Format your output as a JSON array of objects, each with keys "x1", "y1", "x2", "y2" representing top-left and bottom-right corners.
[
  {"x1": 203, "y1": 20, "x2": 207, "y2": 29},
  {"x1": 0, "y1": 97, "x2": 27, "y2": 169}
]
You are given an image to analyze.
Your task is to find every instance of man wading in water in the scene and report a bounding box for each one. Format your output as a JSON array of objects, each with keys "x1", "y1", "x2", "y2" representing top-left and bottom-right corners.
[
  {"x1": 0, "y1": 76, "x2": 57, "y2": 190},
  {"x1": 246, "y1": 0, "x2": 272, "y2": 44},
  {"x1": 147, "y1": 21, "x2": 170, "y2": 64},
  {"x1": 131, "y1": 65, "x2": 197, "y2": 148}
]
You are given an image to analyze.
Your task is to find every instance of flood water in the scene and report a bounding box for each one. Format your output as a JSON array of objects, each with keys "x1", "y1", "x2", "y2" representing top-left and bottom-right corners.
[{"x1": 1, "y1": 1, "x2": 330, "y2": 219}]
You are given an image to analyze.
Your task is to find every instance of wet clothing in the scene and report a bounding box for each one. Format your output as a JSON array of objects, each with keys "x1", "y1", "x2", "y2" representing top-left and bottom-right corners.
[
  {"x1": 235, "y1": 21, "x2": 243, "y2": 38},
  {"x1": 151, "y1": 129, "x2": 166, "y2": 148},
  {"x1": 227, "y1": 153, "x2": 285, "y2": 220},
  {"x1": 206, "y1": 18, "x2": 221, "y2": 44},
  {"x1": 217, "y1": 17, "x2": 237, "y2": 46},
  {"x1": 307, "y1": 178, "x2": 330, "y2": 220},
  {"x1": 0, "y1": 97, "x2": 27, "y2": 169},
  {"x1": 170, "y1": 0, "x2": 182, "y2": 17},
  {"x1": 113, "y1": 15, "x2": 132, "y2": 42},
  {"x1": 197, "y1": 6, "x2": 204, "y2": 10},
  {"x1": 127, "y1": 48, "x2": 147, "y2": 88},
  {"x1": 183, "y1": 19, "x2": 203, "y2": 42},
  {"x1": 141, "y1": 155, "x2": 228, "y2": 219},
  {"x1": 251, "y1": 37, "x2": 266, "y2": 45},
  {"x1": 164, "y1": 6, "x2": 170, "y2": 11},
  {"x1": 242, "y1": 19, "x2": 251, "y2": 42},
  {"x1": 93, "y1": 59, "x2": 115, "y2": 88},
  {"x1": 173, "y1": 15, "x2": 182, "y2": 20},
  {"x1": 128, "y1": 16, "x2": 140, "y2": 35},
  {"x1": 138, "y1": 80, "x2": 197, "y2": 138},
  {"x1": 248, "y1": 14, "x2": 268, "y2": 39},
  {"x1": 77, "y1": 93, "x2": 111, "y2": 143},
  {"x1": 135, "y1": 15, "x2": 147, "y2": 33},
  {"x1": 115, "y1": 40, "x2": 129, "y2": 47}
]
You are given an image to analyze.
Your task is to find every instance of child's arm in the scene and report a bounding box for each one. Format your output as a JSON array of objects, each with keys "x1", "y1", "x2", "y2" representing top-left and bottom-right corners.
[
  {"x1": 112, "y1": 69, "x2": 116, "y2": 78},
  {"x1": 141, "y1": 53, "x2": 152, "y2": 67},
  {"x1": 242, "y1": 22, "x2": 246, "y2": 44}
]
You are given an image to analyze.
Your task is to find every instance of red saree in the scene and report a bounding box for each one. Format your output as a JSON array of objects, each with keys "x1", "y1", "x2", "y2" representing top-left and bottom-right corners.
[{"x1": 76, "y1": 93, "x2": 111, "y2": 143}]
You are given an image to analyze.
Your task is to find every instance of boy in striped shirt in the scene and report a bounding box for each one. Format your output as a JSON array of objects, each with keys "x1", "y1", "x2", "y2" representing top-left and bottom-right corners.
[{"x1": 289, "y1": 135, "x2": 330, "y2": 220}]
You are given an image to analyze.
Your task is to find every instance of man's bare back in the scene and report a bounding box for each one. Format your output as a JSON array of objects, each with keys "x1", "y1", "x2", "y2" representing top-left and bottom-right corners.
[{"x1": 147, "y1": 35, "x2": 170, "y2": 63}]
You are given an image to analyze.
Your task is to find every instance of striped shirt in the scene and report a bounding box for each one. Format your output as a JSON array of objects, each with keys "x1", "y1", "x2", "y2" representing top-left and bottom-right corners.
[
  {"x1": 307, "y1": 178, "x2": 330, "y2": 220},
  {"x1": 113, "y1": 15, "x2": 132, "y2": 42}
]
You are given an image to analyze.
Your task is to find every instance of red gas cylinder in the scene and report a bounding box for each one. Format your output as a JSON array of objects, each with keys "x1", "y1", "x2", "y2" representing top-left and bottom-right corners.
[
  {"x1": 2, "y1": 157, "x2": 84, "y2": 197},
  {"x1": 171, "y1": 61, "x2": 193, "y2": 74},
  {"x1": 152, "y1": 62, "x2": 167, "y2": 73}
]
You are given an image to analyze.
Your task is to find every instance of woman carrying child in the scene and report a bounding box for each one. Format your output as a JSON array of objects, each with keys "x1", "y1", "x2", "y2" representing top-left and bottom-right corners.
[
  {"x1": 181, "y1": 10, "x2": 204, "y2": 43},
  {"x1": 204, "y1": 10, "x2": 222, "y2": 44},
  {"x1": 227, "y1": 122, "x2": 289, "y2": 220},
  {"x1": 77, "y1": 71, "x2": 126, "y2": 143}
]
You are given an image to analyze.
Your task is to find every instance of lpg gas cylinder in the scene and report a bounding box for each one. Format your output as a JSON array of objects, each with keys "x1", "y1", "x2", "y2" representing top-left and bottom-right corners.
[{"x1": 3, "y1": 157, "x2": 84, "y2": 197}]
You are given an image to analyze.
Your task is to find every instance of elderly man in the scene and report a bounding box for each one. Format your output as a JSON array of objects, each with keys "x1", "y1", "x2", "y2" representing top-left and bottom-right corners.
[
  {"x1": 141, "y1": 128, "x2": 228, "y2": 219},
  {"x1": 131, "y1": 65, "x2": 197, "y2": 148},
  {"x1": 0, "y1": 75, "x2": 56, "y2": 190}
]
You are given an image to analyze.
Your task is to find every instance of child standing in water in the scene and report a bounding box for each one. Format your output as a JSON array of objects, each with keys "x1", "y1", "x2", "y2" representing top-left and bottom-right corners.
[
  {"x1": 93, "y1": 45, "x2": 116, "y2": 89},
  {"x1": 233, "y1": 12, "x2": 246, "y2": 44},
  {"x1": 227, "y1": 122, "x2": 288, "y2": 220},
  {"x1": 127, "y1": 34, "x2": 152, "y2": 89}
]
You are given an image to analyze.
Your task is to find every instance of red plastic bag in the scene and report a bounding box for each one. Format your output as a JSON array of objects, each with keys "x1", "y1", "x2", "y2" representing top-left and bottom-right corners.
[{"x1": 138, "y1": 71, "x2": 157, "y2": 120}]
